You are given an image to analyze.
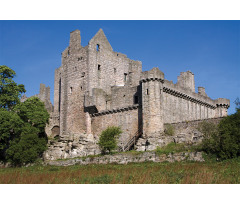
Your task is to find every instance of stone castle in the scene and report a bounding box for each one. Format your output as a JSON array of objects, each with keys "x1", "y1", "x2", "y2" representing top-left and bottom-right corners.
[{"x1": 26, "y1": 29, "x2": 230, "y2": 160}]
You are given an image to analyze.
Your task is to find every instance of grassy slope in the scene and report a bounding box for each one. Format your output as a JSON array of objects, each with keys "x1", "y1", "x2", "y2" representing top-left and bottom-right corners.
[{"x1": 0, "y1": 157, "x2": 240, "y2": 184}]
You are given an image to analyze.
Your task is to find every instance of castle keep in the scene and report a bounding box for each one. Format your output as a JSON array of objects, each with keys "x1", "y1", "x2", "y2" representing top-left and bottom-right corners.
[{"x1": 37, "y1": 29, "x2": 230, "y2": 160}]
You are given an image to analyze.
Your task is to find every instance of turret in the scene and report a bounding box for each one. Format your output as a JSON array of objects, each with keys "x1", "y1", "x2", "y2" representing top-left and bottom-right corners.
[
  {"x1": 140, "y1": 67, "x2": 165, "y2": 138},
  {"x1": 215, "y1": 98, "x2": 230, "y2": 117}
]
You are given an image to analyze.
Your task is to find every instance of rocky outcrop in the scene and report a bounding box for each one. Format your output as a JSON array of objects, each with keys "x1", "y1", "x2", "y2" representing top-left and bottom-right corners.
[
  {"x1": 45, "y1": 151, "x2": 204, "y2": 166},
  {"x1": 44, "y1": 133, "x2": 100, "y2": 160}
]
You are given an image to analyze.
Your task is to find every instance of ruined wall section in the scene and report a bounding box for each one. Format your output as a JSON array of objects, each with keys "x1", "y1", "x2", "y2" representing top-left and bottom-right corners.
[
  {"x1": 21, "y1": 84, "x2": 53, "y2": 113},
  {"x1": 176, "y1": 71, "x2": 195, "y2": 92},
  {"x1": 87, "y1": 29, "x2": 142, "y2": 96}
]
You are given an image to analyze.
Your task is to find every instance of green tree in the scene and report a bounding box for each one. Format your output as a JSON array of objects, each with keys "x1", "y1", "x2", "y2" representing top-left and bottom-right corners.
[
  {"x1": 0, "y1": 65, "x2": 26, "y2": 110},
  {"x1": 14, "y1": 97, "x2": 50, "y2": 134},
  {"x1": 0, "y1": 108, "x2": 24, "y2": 159},
  {"x1": 4, "y1": 97, "x2": 49, "y2": 166},
  {"x1": 202, "y1": 100, "x2": 240, "y2": 160},
  {"x1": 0, "y1": 66, "x2": 49, "y2": 165},
  {"x1": 98, "y1": 126, "x2": 122, "y2": 154},
  {"x1": 6, "y1": 132, "x2": 47, "y2": 166}
]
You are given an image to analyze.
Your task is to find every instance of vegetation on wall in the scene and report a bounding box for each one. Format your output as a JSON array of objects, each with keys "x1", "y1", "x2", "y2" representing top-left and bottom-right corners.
[
  {"x1": 0, "y1": 65, "x2": 49, "y2": 166},
  {"x1": 164, "y1": 124, "x2": 175, "y2": 136}
]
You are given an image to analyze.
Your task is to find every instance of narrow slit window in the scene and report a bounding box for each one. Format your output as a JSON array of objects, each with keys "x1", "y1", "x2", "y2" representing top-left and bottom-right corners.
[
  {"x1": 70, "y1": 87, "x2": 73, "y2": 94},
  {"x1": 58, "y1": 78, "x2": 61, "y2": 112},
  {"x1": 96, "y1": 44, "x2": 100, "y2": 52},
  {"x1": 134, "y1": 96, "x2": 139, "y2": 104},
  {"x1": 124, "y1": 73, "x2": 127, "y2": 82},
  {"x1": 147, "y1": 89, "x2": 149, "y2": 95},
  {"x1": 98, "y1": 64, "x2": 101, "y2": 71},
  {"x1": 114, "y1": 68, "x2": 116, "y2": 73}
]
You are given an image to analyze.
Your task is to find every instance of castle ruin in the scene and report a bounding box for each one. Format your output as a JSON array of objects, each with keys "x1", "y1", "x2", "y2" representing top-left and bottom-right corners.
[{"x1": 33, "y1": 29, "x2": 230, "y2": 160}]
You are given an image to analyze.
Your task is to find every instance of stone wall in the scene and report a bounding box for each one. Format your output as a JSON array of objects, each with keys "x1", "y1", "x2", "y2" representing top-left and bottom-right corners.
[
  {"x1": 110, "y1": 85, "x2": 139, "y2": 109},
  {"x1": 136, "y1": 117, "x2": 224, "y2": 151},
  {"x1": 162, "y1": 87, "x2": 216, "y2": 124},
  {"x1": 162, "y1": 78, "x2": 229, "y2": 124},
  {"x1": 91, "y1": 106, "x2": 140, "y2": 147},
  {"x1": 45, "y1": 151, "x2": 204, "y2": 166}
]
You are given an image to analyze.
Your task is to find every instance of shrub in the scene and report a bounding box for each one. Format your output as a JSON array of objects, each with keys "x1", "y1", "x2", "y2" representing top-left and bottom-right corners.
[
  {"x1": 201, "y1": 109, "x2": 240, "y2": 160},
  {"x1": 6, "y1": 132, "x2": 47, "y2": 166},
  {"x1": 164, "y1": 124, "x2": 175, "y2": 136},
  {"x1": 98, "y1": 126, "x2": 122, "y2": 154},
  {"x1": 198, "y1": 121, "x2": 218, "y2": 139}
]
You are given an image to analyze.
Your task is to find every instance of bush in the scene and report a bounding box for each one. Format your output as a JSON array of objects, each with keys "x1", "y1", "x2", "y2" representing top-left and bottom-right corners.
[
  {"x1": 6, "y1": 132, "x2": 47, "y2": 166},
  {"x1": 198, "y1": 121, "x2": 218, "y2": 139},
  {"x1": 201, "y1": 109, "x2": 240, "y2": 160},
  {"x1": 98, "y1": 126, "x2": 122, "y2": 154},
  {"x1": 164, "y1": 124, "x2": 175, "y2": 136}
]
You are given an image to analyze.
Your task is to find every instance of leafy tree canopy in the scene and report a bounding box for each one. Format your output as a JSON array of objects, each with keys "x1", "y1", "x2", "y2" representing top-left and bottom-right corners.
[
  {"x1": 14, "y1": 97, "x2": 50, "y2": 134},
  {"x1": 0, "y1": 66, "x2": 49, "y2": 165},
  {"x1": 0, "y1": 108, "x2": 24, "y2": 151},
  {"x1": 0, "y1": 65, "x2": 26, "y2": 110},
  {"x1": 98, "y1": 126, "x2": 122, "y2": 154}
]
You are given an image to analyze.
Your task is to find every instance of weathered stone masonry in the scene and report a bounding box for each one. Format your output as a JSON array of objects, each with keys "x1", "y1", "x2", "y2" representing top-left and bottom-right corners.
[{"x1": 27, "y1": 29, "x2": 229, "y2": 160}]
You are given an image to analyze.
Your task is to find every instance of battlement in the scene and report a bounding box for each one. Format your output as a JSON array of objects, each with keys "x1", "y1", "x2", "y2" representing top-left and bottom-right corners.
[
  {"x1": 141, "y1": 67, "x2": 164, "y2": 82},
  {"x1": 215, "y1": 98, "x2": 230, "y2": 108}
]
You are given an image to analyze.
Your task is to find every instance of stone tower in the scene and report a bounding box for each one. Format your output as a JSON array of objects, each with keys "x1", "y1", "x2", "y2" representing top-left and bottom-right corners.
[{"x1": 141, "y1": 67, "x2": 165, "y2": 138}]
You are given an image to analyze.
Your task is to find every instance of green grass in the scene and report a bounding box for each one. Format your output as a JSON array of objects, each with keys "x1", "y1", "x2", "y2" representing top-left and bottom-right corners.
[
  {"x1": 0, "y1": 157, "x2": 240, "y2": 184},
  {"x1": 155, "y1": 142, "x2": 188, "y2": 155}
]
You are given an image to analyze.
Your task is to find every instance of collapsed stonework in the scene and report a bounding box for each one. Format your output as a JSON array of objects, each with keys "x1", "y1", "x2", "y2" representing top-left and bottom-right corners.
[{"x1": 25, "y1": 29, "x2": 230, "y2": 160}]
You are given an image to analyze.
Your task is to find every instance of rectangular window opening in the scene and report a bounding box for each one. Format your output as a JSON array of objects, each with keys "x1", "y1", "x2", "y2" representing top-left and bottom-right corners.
[
  {"x1": 134, "y1": 96, "x2": 139, "y2": 104},
  {"x1": 124, "y1": 73, "x2": 127, "y2": 82}
]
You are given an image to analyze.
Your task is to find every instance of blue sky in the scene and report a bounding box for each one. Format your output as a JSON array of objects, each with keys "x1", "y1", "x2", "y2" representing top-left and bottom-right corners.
[{"x1": 0, "y1": 20, "x2": 239, "y2": 114}]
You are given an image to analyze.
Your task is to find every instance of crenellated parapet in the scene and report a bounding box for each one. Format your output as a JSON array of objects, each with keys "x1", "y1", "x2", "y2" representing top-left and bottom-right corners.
[
  {"x1": 215, "y1": 98, "x2": 230, "y2": 108},
  {"x1": 91, "y1": 104, "x2": 139, "y2": 117},
  {"x1": 163, "y1": 87, "x2": 216, "y2": 109},
  {"x1": 140, "y1": 67, "x2": 165, "y2": 83},
  {"x1": 215, "y1": 98, "x2": 230, "y2": 117}
]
